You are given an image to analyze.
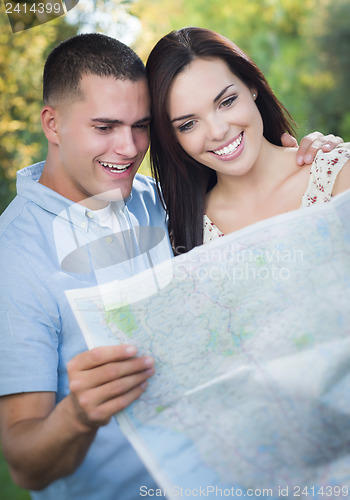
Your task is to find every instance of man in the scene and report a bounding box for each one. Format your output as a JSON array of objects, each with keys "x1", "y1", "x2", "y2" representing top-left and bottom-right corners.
[
  {"x1": 0, "y1": 33, "x2": 344, "y2": 500},
  {"x1": 0, "y1": 33, "x2": 171, "y2": 500}
]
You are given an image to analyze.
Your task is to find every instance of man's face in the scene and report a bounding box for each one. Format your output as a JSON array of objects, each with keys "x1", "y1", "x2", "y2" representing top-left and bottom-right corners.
[{"x1": 47, "y1": 74, "x2": 151, "y2": 209}]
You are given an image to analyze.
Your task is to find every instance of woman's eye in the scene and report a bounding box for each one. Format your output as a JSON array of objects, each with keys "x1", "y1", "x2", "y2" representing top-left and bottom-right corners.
[
  {"x1": 220, "y1": 95, "x2": 238, "y2": 108},
  {"x1": 179, "y1": 120, "x2": 195, "y2": 133}
]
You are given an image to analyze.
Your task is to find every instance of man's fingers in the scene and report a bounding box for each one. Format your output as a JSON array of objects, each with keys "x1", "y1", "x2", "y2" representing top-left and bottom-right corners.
[
  {"x1": 67, "y1": 345, "x2": 156, "y2": 428},
  {"x1": 87, "y1": 383, "x2": 150, "y2": 425},
  {"x1": 280, "y1": 132, "x2": 298, "y2": 148},
  {"x1": 67, "y1": 344, "x2": 138, "y2": 372},
  {"x1": 320, "y1": 135, "x2": 344, "y2": 151},
  {"x1": 69, "y1": 355, "x2": 155, "y2": 392},
  {"x1": 297, "y1": 132, "x2": 344, "y2": 165},
  {"x1": 296, "y1": 132, "x2": 322, "y2": 165},
  {"x1": 85, "y1": 368, "x2": 154, "y2": 408},
  {"x1": 71, "y1": 370, "x2": 154, "y2": 426}
]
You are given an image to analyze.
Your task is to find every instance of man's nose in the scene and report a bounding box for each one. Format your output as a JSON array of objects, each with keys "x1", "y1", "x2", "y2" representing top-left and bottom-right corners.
[{"x1": 113, "y1": 127, "x2": 138, "y2": 158}]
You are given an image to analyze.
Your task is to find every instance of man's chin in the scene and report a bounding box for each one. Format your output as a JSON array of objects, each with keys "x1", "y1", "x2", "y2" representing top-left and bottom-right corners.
[
  {"x1": 77, "y1": 187, "x2": 131, "y2": 210},
  {"x1": 95, "y1": 188, "x2": 126, "y2": 203}
]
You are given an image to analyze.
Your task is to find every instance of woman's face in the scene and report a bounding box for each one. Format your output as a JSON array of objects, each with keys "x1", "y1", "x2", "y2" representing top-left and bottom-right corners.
[{"x1": 167, "y1": 57, "x2": 264, "y2": 178}]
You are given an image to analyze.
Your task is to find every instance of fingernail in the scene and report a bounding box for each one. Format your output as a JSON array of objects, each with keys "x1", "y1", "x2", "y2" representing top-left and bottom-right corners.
[
  {"x1": 296, "y1": 156, "x2": 303, "y2": 165},
  {"x1": 125, "y1": 345, "x2": 137, "y2": 356},
  {"x1": 324, "y1": 143, "x2": 331, "y2": 149},
  {"x1": 305, "y1": 154, "x2": 313, "y2": 163},
  {"x1": 144, "y1": 356, "x2": 155, "y2": 367},
  {"x1": 140, "y1": 381, "x2": 148, "y2": 390}
]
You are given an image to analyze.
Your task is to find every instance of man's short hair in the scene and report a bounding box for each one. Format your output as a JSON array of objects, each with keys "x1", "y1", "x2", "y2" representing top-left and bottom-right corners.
[{"x1": 43, "y1": 33, "x2": 146, "y2": 106}]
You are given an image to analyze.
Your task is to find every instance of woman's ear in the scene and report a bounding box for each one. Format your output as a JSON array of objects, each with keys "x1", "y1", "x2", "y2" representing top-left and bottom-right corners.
[{"x1": 41, "y1": 106, "x2": 59, "y2": 145}]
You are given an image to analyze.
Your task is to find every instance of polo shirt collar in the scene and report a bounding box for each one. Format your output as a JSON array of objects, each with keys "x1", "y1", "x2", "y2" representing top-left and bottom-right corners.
[{"x1": 16, "y1": 162, "x2": 133, "y2": 229}]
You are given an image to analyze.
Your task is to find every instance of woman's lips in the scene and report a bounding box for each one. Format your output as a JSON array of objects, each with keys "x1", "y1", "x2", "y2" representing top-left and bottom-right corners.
[{"x1": 210, "y1": 132, "x2": 244, "y2": 161}]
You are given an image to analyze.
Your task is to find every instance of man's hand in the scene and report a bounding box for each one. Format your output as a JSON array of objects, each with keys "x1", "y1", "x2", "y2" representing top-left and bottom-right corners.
[
  {"x1": 0, "y1": 345, "x2": 154, "y2": 490},
  {"x1": 281, "y1": 131, "x2": 344, "y2": 165},
  {"x1": 67, "y1": 345, "x2": 155, "y2": 430}
]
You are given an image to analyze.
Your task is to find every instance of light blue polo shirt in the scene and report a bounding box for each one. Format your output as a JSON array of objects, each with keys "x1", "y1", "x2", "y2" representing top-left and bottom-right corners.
[{"x1": 0, "y1": 162, "x2": 171, "y2": 500}]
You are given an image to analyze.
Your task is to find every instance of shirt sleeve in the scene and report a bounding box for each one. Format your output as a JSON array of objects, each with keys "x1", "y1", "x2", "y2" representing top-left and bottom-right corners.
[
  {"x1": 302, "y1": 149, "x2": 350, "y2": 207},
  {"x1": 0, "y1": 243, "x2": 60, "y2": 396}
]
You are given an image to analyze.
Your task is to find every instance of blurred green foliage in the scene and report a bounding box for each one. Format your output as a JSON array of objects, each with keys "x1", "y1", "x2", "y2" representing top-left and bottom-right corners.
[
  {"x1": 0, "y1": 445, "x2": 30, "y2": 499},
  {"x1": 0, "y1": 9, "x2": 78, "y2": 214}
]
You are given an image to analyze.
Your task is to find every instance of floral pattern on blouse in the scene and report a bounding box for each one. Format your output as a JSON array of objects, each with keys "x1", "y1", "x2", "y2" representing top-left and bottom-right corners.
[
  {"x1": 203, "y1": 149, "x2": 350, "y2": 244},
  {"x1": 301, "y1": 149, "x2": 350, "y2": 207},
  {"x1": 203, "y1": 214, "x2": 224, "y2": 243}
]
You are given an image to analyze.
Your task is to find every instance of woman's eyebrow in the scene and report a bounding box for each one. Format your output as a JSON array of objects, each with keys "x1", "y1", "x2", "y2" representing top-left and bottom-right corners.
[
  {"x1": 213, "y1": 84, "x2": 235, "y2": 103},
  {"x1": 171, "y1": 113, "x2": 194, "y2": 124}
]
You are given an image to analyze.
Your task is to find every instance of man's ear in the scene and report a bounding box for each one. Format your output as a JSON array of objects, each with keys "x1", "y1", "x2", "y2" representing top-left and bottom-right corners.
[{"x1": 41, "y1": 106, "x2": 59, "y2": 145}]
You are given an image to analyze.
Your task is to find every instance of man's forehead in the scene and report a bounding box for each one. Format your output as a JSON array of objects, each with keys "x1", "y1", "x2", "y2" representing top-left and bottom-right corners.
[
  {"x1": 79, "y1": 73, "x2": 148, "y2": 94},
  {"x1": 73, "y1": 74, "x2": 150, "y2": 122}
]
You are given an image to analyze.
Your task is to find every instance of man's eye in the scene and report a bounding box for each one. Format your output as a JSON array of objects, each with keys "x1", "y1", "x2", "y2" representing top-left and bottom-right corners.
[
  {"x1": 179, "y1": 120, "x2": 195, "y2": 133},
  {"x1": 134, "y1": 124, "x2": 149, "y2": 130},
  {"x1": 220, "y1": 95, "x2": 238, "y2": 108},
  {"x1": 96, "y1": 126, "x2": 111, "y2": 132}
]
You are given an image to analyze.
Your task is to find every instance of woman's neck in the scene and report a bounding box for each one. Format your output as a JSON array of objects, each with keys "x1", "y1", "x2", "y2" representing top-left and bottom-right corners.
[
  {"x1": 213, "y1": 141, "x2": 293, "y2": 205},
  {"x1": 204, "y1": 142, "x2": 306, "y2": 234}
]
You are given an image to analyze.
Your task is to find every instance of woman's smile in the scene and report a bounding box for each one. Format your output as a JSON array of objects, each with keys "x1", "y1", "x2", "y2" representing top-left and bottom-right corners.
[{"x1": 210, "y1": 131, "x2": 244, "y2": 159}]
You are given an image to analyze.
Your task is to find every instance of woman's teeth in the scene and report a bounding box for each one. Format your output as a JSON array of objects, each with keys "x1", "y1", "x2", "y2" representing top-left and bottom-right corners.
[
  {"x1": 99, "y1": 161, "x2": 131, "y2": 173},
  {"x1": 213, "y1": 133, "x2": 243, "y2": 156}
]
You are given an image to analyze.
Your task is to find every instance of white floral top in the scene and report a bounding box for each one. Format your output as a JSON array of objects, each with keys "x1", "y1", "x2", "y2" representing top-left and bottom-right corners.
[{"x1": 203, "y1": 149, "x2": 350, "y2": 244}]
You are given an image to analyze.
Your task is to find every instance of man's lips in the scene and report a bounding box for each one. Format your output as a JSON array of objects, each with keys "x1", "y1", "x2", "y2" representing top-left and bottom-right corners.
[
  {"x1": 211, "y1": 132, "x2": 244, "y2": 156},
  {"x1": 98, "y1": 161, "x2": 132, "y2": 173}
]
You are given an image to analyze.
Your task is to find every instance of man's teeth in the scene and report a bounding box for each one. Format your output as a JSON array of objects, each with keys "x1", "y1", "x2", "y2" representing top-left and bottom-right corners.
[
  {"x1": 213, "y1": 134, "x2": 243, "y2": 156},
  {"x1": 100, "y1": 161, "x2": 131, "y2": 172}
]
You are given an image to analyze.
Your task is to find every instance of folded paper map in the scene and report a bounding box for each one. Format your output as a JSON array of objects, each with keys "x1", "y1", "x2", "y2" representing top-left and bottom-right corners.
[{"x1": 66, "y1": 189, "x2": 350, "y2": 499}]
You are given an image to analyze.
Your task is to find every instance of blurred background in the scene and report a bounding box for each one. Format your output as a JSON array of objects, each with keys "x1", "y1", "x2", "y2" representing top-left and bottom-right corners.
[{"x1": 0, "y1": 0, "x2": 349, "y2": 496}]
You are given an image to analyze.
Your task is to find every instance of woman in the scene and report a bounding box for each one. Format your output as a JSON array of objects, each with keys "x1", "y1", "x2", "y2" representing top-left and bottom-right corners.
[{"x1": 146, "y1": 27, "x2": 350, "y2": 254}]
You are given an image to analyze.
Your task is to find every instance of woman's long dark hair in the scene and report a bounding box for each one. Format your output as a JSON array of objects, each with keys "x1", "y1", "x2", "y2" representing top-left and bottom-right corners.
[{"x1": 146, "y1": 27, "x2": 296, "y2": 254}]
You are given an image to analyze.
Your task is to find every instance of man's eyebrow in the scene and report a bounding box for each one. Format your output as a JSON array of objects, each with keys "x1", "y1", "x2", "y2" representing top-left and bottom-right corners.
[
  {"x1": 91, "y1": 117, "x2": 151, "y2": 125},
  {"x1": 134, "y1": 116, "x2": 152, "y2": 125},
  {"x1": 171, "y1": 84, "x2": 236, "y2": 123},
  {"x1": 91, "y1": 118, "x2": 122, "y2": 124}
]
